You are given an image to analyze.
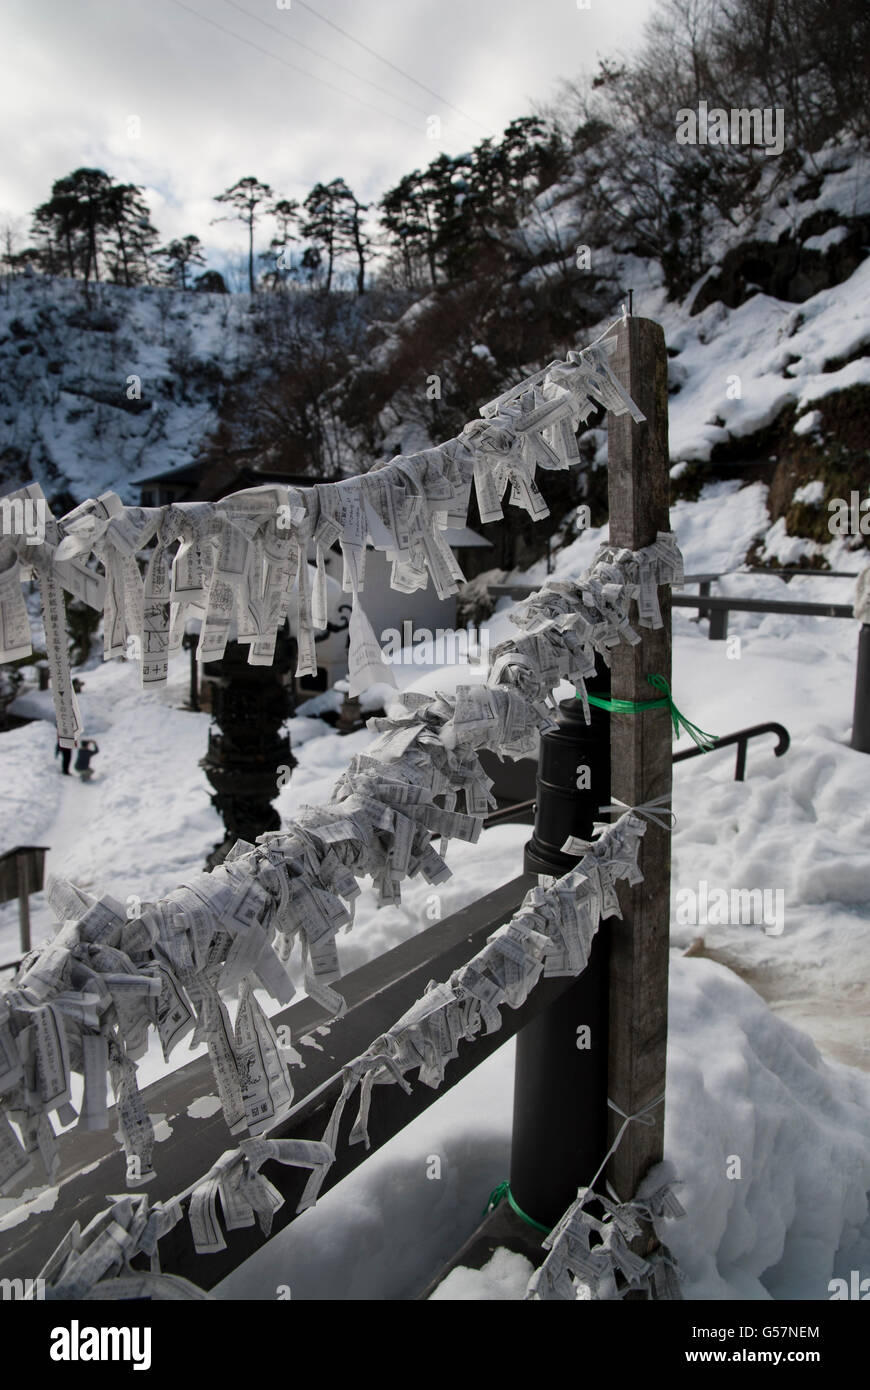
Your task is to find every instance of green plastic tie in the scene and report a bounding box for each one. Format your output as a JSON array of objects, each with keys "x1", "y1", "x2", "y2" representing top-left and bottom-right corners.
[
  {"x1": 581, "y1": 674, "x2": 718, "y2": 752},
  {"x1": 484, "y1": 1181, "x2": 552, "y2": 1235}
]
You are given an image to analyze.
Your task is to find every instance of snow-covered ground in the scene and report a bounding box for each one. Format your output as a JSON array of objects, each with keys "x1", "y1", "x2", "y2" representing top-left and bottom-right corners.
[{"x1": 1, "y1": 476, "x2": 868, "y2": 1299}]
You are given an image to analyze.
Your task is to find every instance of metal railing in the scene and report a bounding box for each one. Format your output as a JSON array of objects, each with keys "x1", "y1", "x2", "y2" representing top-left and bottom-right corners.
[
  {"x1": 672, "y1": 721, "x2": 790, "y2": 781},
  {"x1": 481, "y1": 719, "x2": 793, "y2": 829}
]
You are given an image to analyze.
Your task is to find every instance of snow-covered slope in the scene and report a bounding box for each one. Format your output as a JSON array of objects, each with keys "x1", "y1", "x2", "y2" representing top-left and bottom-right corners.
[{"x1": 0, "y1": 276, "x2": 256, "y2": 502}]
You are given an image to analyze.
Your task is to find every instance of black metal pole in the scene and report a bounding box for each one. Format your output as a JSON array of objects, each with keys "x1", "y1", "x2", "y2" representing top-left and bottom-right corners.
[
  {"x1": 510, "y1": 670, "x2": 611, "y2": 1230},
  {"x1": 852, "y1": 623, "x2": 870, "y2": 753}
]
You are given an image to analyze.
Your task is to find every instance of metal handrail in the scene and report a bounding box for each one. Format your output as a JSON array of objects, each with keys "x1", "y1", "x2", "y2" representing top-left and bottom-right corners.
[
  {"x1": 686, "y1": 568, "x2": 859, "y2": 581},
  {"x1": 482, "y1": 720, "x2": 792, "y2": 820},
  {"x1": 672, "y1": 593, "x2": 853, "y2": 618},
  {"x1": 673, "y1": 721, "x2": 790, "y2": 782}
]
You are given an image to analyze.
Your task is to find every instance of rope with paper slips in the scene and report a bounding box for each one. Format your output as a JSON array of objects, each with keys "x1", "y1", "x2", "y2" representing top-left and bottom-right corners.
[
  {"x1": 526, "y1": 1173, "x2": 687, "y2": 1301},
  {"x1": 484, "y1": 795, "x2": 678, "y2": 1235},
  {"x1": 0, "y1": 315, "x2": 642, "y2": 751},
  {"x1": 522, "y1": 1076, "x2": 686, "y2": 1300},
  {"x1": 525, "y1": 796, "x2": 687, "y2": 1300},
  {"x1": 0, "y1": 533, "x2": 688, "y2": 1197},
  {"x1": 485, "y1": 1164, "x2": 687, "y2": 1301},
  {"x1": 29, "y1": 806, "x2": 682, "y2": 1300}
]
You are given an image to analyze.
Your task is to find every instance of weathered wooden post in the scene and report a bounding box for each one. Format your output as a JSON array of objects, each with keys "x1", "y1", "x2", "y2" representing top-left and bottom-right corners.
[
  {"x1": 0, "y1": 846, "x2": 48, "y2": 965},
  {"x1": 182, "y1": 629, "x2": 200, "y2": 712},
  {"x1": 605, "y1": 316, "x2": 672, "y2": 1206},
  {"x1": 851, "y1": 624, "x2": 870, "y2": 753},
  {"x1": 16, "y1": 853, "x2": 31, "y2": 955}
]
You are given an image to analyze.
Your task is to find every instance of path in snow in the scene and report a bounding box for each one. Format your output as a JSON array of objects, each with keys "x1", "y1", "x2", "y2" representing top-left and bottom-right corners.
[{"x1": 42, "y1": 763, "x2": 101, "y2": 893}]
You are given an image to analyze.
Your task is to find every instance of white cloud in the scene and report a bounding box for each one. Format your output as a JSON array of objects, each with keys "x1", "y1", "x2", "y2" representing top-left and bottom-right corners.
[{"x1": 0, "y1": 0, "x2": 651, "y2": 269}]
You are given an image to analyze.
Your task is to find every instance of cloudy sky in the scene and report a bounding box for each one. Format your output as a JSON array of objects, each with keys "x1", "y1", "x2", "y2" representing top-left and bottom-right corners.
[{"x1": 1, "y1": 0, "x2": 653, "y2": 275}]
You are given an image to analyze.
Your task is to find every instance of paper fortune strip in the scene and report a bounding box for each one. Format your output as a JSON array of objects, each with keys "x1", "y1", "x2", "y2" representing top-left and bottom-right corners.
[
  {"x1": 293, "y1": 810, "x2": 648, "y2": 1212},
  {"x1": 525, "y1": 1177, "x2": 687, "y2": 1302},
  {"x1": 32, "y1": 1136, "x2": 334, "y2": 1300}
]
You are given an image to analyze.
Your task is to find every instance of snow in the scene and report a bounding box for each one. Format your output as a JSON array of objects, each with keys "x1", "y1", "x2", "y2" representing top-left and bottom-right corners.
[
  {"x1": 759, "y1": 516, "x2": 826, "y2": 566},
  {"x1": 428, "y1": 1247, "x2": 534, "y2": 1300},
  {"x1": 664, "y1": 959, "x2": 870, "y2": 1301},
  {"x1": 803, "y1": 226, "x2": 850, "y2": 254},
  {"x1": 0, "y1": 276, "x2": 257, "y2": 503},
  {"x1": 185, "y1": 1096, "x2": 222, "y2": 1120},
  {"x1": 660, "y1": 260, "x2": 870, "y2": 462},
  {"x1": 793, "y1": 411, "x2": 822, "y2": 439}
]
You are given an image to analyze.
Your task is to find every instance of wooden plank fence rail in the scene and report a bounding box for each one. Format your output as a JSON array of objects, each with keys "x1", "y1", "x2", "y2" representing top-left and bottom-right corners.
[{"x1": 1, "y1": 874, "x2": 579, "y2": 1290}]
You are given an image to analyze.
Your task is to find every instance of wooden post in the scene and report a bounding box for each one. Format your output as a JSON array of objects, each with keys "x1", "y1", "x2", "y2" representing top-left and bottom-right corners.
[
  {"x1": 16, "y1": 852, "x2": 31, "y2": 956},
  {"x1": 851, "y1": 625, "x2": 870, "y2": 753},
  {"x1": 605, "y1": 316, "x2": 672, "y2": 1203}
]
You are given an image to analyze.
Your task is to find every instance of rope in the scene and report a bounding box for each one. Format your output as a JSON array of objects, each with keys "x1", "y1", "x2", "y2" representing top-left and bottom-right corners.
[
  {"x1": 484, "y1": 1091, "x2": 667, "y2": 1237},
  {"x1": 484, "y1": 1180, "x2": 552, "y2": 1234},
  {"x1": 580, "y1": 1093, "x2": 666, "y2": 1209},
  {"x1": 582, "y1": 674, "x2": 718, "y2": 751}
]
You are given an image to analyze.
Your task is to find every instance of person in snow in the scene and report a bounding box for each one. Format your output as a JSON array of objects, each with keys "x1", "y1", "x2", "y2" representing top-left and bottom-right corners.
[
  {"x1": 74, "y1": 738, "x2": 99, "y2": 781},
  {"x1": 54, "y1": 741, "x2": 72, "y2": 775}
]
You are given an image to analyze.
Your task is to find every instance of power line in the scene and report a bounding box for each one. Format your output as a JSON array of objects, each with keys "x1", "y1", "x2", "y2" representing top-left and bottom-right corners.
[
  {"x1": 291, "y1": 0, "x2": 492, "y2": 135},
  {"x1": 164, "y1": 0, "x2": 424, "y2": 137},
  {"x1": 220, "y1": 0, "x2": 436, "y2": 123}
]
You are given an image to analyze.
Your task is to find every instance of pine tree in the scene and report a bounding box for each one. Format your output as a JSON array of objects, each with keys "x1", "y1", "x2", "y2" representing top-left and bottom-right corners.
[
  {"x1": 158, "y1": 235, "x2": 207, "y2": 289},
  {"x1": 380, "y1": 170, "x2": 440, "y2": 289},
  {"x1": 212, "y1": 176, "x2": 274, "y2": 294},
  {"x1": 269, "y1": 199, "x2": 300, "y2": 259},
  {"x1": 32, "y1": 169, "x2": 117, "y2": 281},
  {"x1": 332, "y1": 180, "x2": 372, "y2": 295},
  {"x1": 301, "y1": 181, "x2": 346, "y2": 293},
  {"x1": 265, "y1": 199, "x2": 300, "y2": 288},
  {"x1": 105, "y1": 184, "x2": 160, "y2": 286}
]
